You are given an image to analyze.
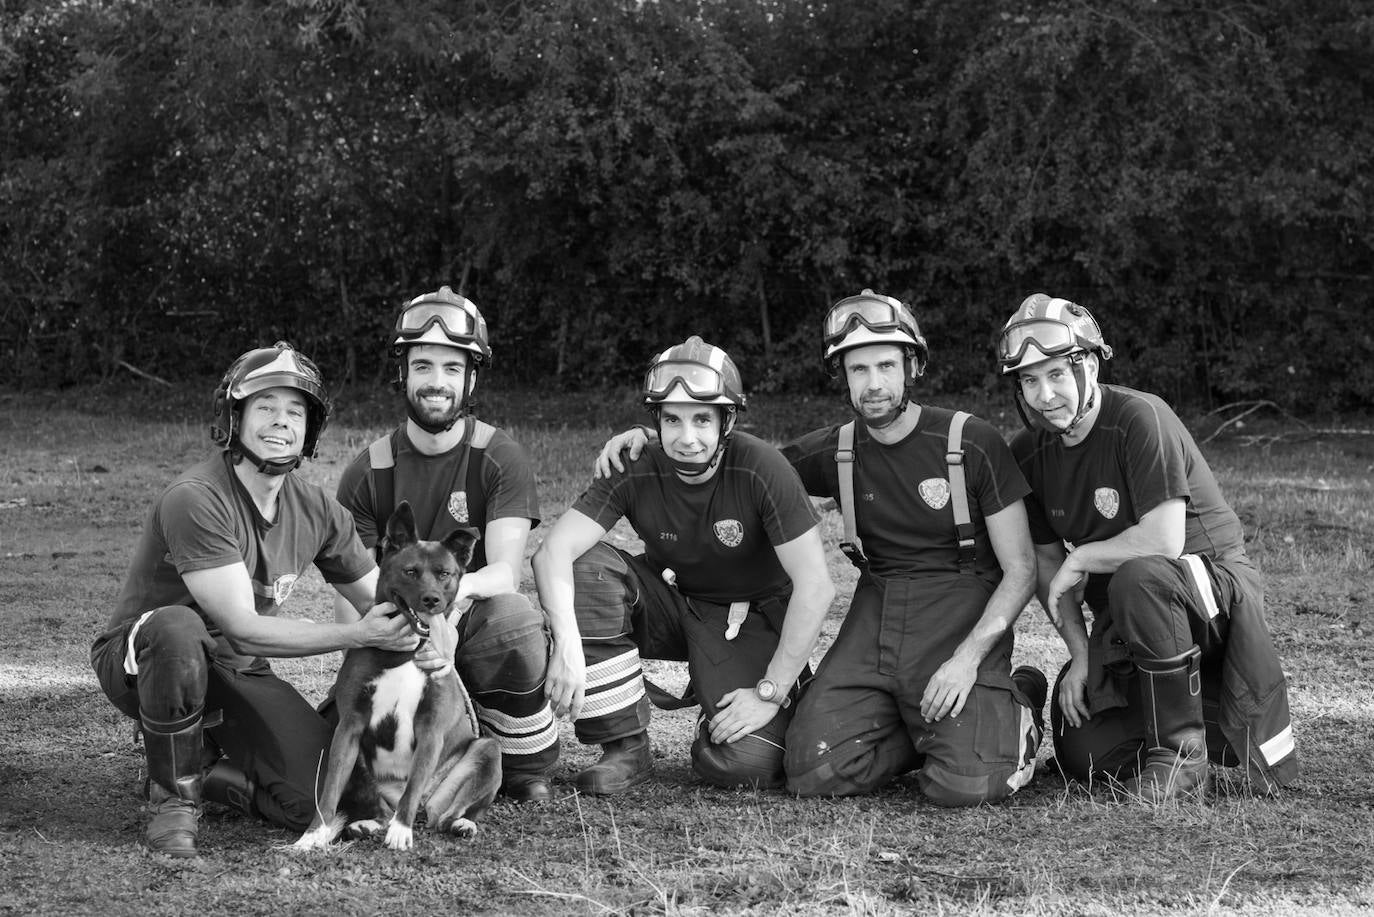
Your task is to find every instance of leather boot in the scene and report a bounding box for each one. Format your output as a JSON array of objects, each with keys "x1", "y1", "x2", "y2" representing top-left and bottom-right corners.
[
  {"x1": 501, "y1": 772, "x2": 554, "y2": 803},
  {"x1": 142, "y1": 712, "x2": 205, "y2": 858},
  {"x1": 202, "y1": 759, "x2": 259, "y2": 817},
  {"x1": 1125, "y1": 646, "x2": 1210, "y2": 803},
  {"x1": 574, "y1": 732, "x2": 653, "y2": 795}
]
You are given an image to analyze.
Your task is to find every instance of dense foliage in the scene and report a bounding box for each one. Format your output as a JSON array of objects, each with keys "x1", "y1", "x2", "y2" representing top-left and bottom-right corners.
[{"x1": 2, "y1": 0, "x2": 1370, "y2": 410}]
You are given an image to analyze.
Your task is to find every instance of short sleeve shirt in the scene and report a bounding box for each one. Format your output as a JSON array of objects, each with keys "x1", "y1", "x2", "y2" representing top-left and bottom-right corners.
[
  {"x1": 104, "y1": 453, "x2": 374, "y2": 637},
  {"x1": 573, "y1": 432, "x2": 819, "y2": 603},
  {"x1": 1011, "y1": 385, "x2": 1248, "y2": 563},
  {"x1": 784, "y1": 407, "x2": 1031, "y2": 579},
  {"x1": 335, "y1": 419, "x2": 540, "y2": 569}
]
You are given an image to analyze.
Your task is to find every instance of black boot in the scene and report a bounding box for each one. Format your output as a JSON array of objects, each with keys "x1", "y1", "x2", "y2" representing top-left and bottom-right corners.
[
  {"x1": 501, "y1": 772, "x2": 554, "y2": 802},
  {"x1": 574, "y1": 732, "x2": 653, "y2": 795},
  {"x1": 202, "y1": 759, "x2": 259, "y2": 817},
  {"x1": 1125, "y1": 646, "x2": 1210, "y2": 803},
  {"x1": 141, "y1": 711, "x2": 205, "y2": 858}
]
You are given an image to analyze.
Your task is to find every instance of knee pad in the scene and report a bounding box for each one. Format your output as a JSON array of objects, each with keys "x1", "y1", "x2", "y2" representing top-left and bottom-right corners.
[
  {"x1": 917, "y1": 765, "x2": 1001, "y2": 808},
  {"x1": 690, "y1": 715, "x2": 784, "y2": 789},
  {"x1": 571, "y1": 544, "x2": 637, "y2": 639},
  {"x1": 1106, "y1": 556, "x2": 1171, "y2": 600}
]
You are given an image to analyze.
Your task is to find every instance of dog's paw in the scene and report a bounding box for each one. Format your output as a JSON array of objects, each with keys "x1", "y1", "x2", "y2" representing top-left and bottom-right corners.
[
  {"x1": 383, "y1": 822, "x2": 415, "y2": 851},
  {"x1": 444, "y1": 817, "x2": 478, "y2": 839},
  {"x1": 293, "y1": 824, "x2": 339, "y2": 851},
  {"x1": 344, "y1": 819, "x2": 384, "y2": 839}
]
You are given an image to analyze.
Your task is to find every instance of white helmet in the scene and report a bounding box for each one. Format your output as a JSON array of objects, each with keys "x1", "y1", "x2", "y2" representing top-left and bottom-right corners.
[
  {"x1": 822, "y1": 289, "x2": 928, "y2": 374},
  {"x1": 392, "y1": 286, "x2": 491, "y2": 365}
]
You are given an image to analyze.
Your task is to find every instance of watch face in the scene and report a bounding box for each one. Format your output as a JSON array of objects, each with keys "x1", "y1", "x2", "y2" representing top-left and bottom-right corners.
[{"x1": 756, "y1": 679, "x2": 777, "y2": 701}]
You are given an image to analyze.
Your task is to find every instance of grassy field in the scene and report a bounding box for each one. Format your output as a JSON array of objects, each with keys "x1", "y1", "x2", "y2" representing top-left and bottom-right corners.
[{"x1": 1, "y1": 384, "x2": 1371, "y2": 916}]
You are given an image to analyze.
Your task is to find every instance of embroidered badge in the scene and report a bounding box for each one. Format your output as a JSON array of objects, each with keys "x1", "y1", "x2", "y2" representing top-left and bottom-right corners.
[
  {"x1": 1094, "y1": 487, "x2": 1120, "y2": 520},
  {"x1": 713, "y1": 519, "x2": 744, "y2": 548},
  {"x1": 918, "y1": 478, "x2": 950, "y2": 510},
  {"x1": 448, "y1": 490, "x2": 469, "y2": 523},
  {"x1": 272, "y1": 573, "x2": 299, "y2": 607}
]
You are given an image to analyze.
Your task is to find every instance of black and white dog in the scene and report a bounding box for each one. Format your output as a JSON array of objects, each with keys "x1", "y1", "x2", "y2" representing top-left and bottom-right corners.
[{"x1": 295, "y1": 502, "x2": 501, "y2": 850}]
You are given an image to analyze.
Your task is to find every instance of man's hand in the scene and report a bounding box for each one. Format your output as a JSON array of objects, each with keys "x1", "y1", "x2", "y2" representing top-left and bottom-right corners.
[
  {"x1": 545, "y1": 634, "x2": 587, "y2": 720},
  {"x1": 708, "y1": 689, "x2": 780, "y2": 744},
  {"x1": 1046, "y1": 555, "x2": 1088, "y2": 627},
  {"x1": 593, "y1": 427, "x2": 650, "y2": 479},
  {"x1": 413, "y1": 609, "x2": 459, "y2": 674},
  {"x1": 920, "y1": 653, "x2": 978, "y2": 722},
  {"x1": 1057, "y1": 656, "x2": 1091, "y2": 728},
  {"x1": 358, "y1": 601, "x2": 423, "y2": 653}
]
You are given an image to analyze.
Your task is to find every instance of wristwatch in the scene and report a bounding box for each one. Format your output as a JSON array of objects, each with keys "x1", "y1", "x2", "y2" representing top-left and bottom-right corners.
[{"x1": 754, "y1": 678, "x2": 791, "y2": 708}]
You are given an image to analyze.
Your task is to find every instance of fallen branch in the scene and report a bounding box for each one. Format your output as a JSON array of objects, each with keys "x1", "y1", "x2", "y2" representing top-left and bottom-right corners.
[
  {"x1": 1200, "y1": 401, "x2": 1373, "y2": 444},
  {"x1": 117, "y1": 359, "x2": 173, "y2": 388},
  {"x1": 1199, "y1": 400, "x2": 1294, "y2": 444}
]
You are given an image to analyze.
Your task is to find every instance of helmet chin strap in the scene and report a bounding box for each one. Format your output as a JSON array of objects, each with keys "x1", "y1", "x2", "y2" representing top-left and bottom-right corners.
[
  {"x1": 230, "y1": 441, "x2": 301, "y2": 476},
  {"x1": 655, "y1": 409, "x2": 735, "y2": 478},
  {"x1": 848, "y1": 354, "x2": 919, "y2": 431},
  {"x1": 1012, "y1": 356, "x2": 1098, "y2": 438}
]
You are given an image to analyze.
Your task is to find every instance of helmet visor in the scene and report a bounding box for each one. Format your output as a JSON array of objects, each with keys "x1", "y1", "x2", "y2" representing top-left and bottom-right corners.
[
  {"x1": 998, "y1": 319, "x2": 1081, "y2": 368},
  {"x1": 823, "y1": 298, "x2": 905, "y2": 345},
  {"x1": 395, "y1": 302, "x2": 479, "y2": 342},
  {"x1": 644, "y1": 360, "x2": 728, "y2": 402}
]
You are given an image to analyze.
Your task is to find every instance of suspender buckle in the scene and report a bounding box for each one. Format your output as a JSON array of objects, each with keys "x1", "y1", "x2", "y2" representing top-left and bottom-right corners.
[{"x1": 840, "y1": 541, "x2": 869, "y2": 569}]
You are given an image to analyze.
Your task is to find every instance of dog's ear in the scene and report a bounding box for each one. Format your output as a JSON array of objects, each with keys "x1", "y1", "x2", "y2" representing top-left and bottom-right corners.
[
  {"x1": 442, "y1": 527, "x2": 479, "y2": 567},
  {"x1": 383, "y1": 501, "x2": 420, "y2": 554}
]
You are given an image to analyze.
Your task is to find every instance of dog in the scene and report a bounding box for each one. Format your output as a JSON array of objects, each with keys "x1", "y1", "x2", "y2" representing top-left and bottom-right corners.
[{"x1": 295, "y1": 501, "x2": 502, "y2": 851}]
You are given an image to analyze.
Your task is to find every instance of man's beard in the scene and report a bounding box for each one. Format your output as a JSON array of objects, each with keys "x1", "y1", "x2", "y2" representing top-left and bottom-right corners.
[
  {"x1": 854, "y1": 391, "x2": 905, "y2": 429},
  {"x1": 411, "y1": 386, "x2": 463, "y2": 428}
]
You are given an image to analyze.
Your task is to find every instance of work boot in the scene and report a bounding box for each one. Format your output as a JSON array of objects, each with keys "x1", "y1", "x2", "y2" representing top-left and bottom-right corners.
[
  {"x1": 501, "y1": 772, "x2": 554, "y2": 803},
  {"x1": 1012, "y1": 664, "x2": 1048, "y2": 742},
  {"x1": 1125, "y1": 646, "x2": 1210, "y2": 803},
  {"x1": 202, "y1": 758, "x2": 259, "y2": 817},
  {"x1": 141, "y1": 711, "x2": 205, "y2": 858},
  {"x1": 574, "y1": 732, "x2": 653, "y2": 795}
]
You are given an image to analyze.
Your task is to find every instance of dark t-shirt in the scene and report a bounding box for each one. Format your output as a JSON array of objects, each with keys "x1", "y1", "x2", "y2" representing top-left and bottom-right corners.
[
  {"x1": 102, "y1": 452, "x2": 374, "y2": 639},
  {"x1": 573, "y1": 432, "x2": 819, "y2": 603},
  {"x1": 335, "y1": 419, "x2": 540, "y2": 569},
  {"x1": 1011, "y1": 384, "x2": 1248, "y2": 564},
  {"x1": 784, "y1": 407, "x2": 1031, "y2": 579}
]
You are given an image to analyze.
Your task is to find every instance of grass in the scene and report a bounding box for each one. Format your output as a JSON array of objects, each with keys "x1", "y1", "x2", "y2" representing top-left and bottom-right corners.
[{"x1": 1, "y1": 383, "x2": 1372, "y2": 916}]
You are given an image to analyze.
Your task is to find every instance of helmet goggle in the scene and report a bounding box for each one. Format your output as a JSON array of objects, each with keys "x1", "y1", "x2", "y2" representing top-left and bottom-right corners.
[
  {"x1": 998, "y1": 319, "x2": 1086, "y2": 369},
  {"x1": 394, "y1": 301, "x2": 483, "y2": 343},
  {"x1": 823, "y1": 296, "x2": 910, "y2": 347},
  {"x1": 644, "y1": 360, "x2": 733, "y2": 403}
]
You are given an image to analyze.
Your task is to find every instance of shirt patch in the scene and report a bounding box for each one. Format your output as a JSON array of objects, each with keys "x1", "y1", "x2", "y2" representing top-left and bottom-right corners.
[
  {"x1": 713, "y1": 519, "x2": 744, "y2": 548},
  {"x1": 1094, "y1": 487, "x2": 1120, "y2": 520},
  {"x1": 918, "y1": 478, "x2": 950, "y2": 510},
  {"x1": 448, "y1": 490, "x2": 469, "y2": 523},
  {"x1": 273, "y1": 573, "x2": 299, "y2": 607}
]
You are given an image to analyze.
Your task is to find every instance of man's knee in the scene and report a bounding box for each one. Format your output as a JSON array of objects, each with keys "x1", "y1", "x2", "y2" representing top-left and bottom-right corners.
[
  {"x1": 463, "y1": 593, "x2": 548, "y2": 658},
  {"x1": 918, "y1": 686, "x2": 1041, "y2": 807},
  {"x1": 1050, "y1": 710, "x2": 1145, "y2": 781},
  {"x1": 785, "y1": 757, "x2": 879, "y2": 797},
  {"x1": 571, "y1": 544, "x2": 636, "y2": 637},
  {"x1": 1109, "y1": 556, "x2": 1173, "y2": 595},
  {"x1": 784, "y1": 732, "x2": 900, "y2": 797},
  {"x1": 140, "y1": 605, "x2": 214, "y2": 654},
  {"x1": 918, "y1": 762, "x2": 1009, "y2": 807},
  {"x1": 692, "y1": 715, "x2": 785, "y2": 789}
]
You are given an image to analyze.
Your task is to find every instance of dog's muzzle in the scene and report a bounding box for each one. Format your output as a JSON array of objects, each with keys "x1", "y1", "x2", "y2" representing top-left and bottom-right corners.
[{"x1": 389, "y1": 594, "x2": 432, "y2": 640}]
